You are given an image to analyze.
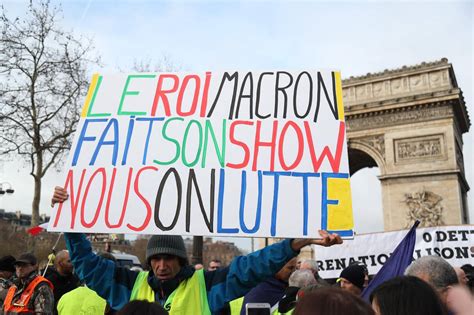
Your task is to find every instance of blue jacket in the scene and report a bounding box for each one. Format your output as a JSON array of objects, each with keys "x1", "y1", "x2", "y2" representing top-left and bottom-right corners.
[
  {"x1": 65, "y1": 233, "x2": 298, "y2": 314},
  {"x1": 240, "y1": 277, "x2": 287, "y2": 315}
]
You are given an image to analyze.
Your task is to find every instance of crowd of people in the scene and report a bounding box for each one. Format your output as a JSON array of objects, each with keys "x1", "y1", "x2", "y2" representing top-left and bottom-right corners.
[{"x1": 0, "y1": 187, "x2": 471, "y2": 314}]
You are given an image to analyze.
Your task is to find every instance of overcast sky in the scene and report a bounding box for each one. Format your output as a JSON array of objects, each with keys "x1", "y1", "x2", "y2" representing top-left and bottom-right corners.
[{"x1": 1, "y1": 0, "x2": 472, "y2": 251}]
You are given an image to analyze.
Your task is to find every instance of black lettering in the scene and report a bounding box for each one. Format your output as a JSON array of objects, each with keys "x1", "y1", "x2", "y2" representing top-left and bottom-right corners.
[
  {"x1": 448, "y1": 230, "x2": 458, "y2": 241},
  {"x1": 235, "y1": 72, "x2": 254, "y2": 119},
  {"x1": 207, "y1": 72, "x2": 239, "y2": 119},
  {"x1": 255, "y1": 72, "x2": 273, "y2": 119},
  {"x1": 358, "y1": 256, "x2": 369, "y2": 266},
  {"x1": 377, "y1": 254, "x2": 388, "y2": 265},
  {"x1": 414, "y1": 249, "x2": 422, "y2": 259},
  {"x1": 314, "y1": 71, "x2": 338, "y2": 122},
  {"x1": 154, "y1": 168, "x2": 182, "y2": 231},
  {"x1": 293, "y1": 71, "x2": 313, "y2": 119},
  {"x1": 433, "y1": 247, "x2": 441, "y2": 256},
  {"x1": 458, "y1": 230, "x2": 469, "y2": 241},
  {"x1": 326, "y1": 260, "x2": 334, "y2": 271},
  {"x1": 369, "y1": 255, "x2": 377, "y2": 267},
  {"x1": 441, "y1": 247, "x2": 454, "y2": 259},
  {"x1": 335, "y1": 258, "x2": 346, "y2": 270},
  {"x1": 317, "y1": 260, "x2": 324, "y2": 271},
  {"x1": 185, "y1": 169, "x2": 215, "y2": 233},
  {"x1": 274, "y1": 71, "x2": 293, "y2": 118},
  {"x1": 455, "y1": 246, "x2": 469, "y2": 259},
  {"x1": 436, "y1": 231, "x2": 447, "y2": 242},
  {"x1": 423, "y1": 232, "x2": 432, "y2": 242}
]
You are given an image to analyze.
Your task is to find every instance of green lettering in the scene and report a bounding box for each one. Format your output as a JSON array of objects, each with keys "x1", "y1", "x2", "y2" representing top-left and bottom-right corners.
[
  {"x1": 201, "y1": 119, "x2": 226, "y2": 168},
  {"x1": 153, "y1": 117, "x2": 183, "y2": 165},
  {"x1": 118, "y1": 74, "x2": 156, "y2": 116},
  {"x1": 182, "y1": 120, "x2": 203, "y2": 167},
  {"x1": 87, "y1": 76, "x2": 110, "y2": 117}
]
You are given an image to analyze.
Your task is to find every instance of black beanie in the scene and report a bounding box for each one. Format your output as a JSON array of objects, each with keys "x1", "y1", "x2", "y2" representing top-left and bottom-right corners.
[
  {"x1": 146, "y1": 235, "x2": 187, "y2": 265},
  {"x1": 339, "y1": 264, "x2": 365, "y2": 290},
  {"x1": 0, "y1": 255, "x2": 16, "y2": 273}
]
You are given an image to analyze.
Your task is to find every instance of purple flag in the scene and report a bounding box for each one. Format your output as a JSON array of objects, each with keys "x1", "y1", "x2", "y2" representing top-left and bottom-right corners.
[{"x1": 361, "y1": 220, "x2": 419, "y2": 301}]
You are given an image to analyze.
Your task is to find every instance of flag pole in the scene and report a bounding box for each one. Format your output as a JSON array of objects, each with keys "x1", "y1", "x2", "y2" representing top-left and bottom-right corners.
[{"x1": 42, "y1": 232, "x2": 63, "y2": 277}]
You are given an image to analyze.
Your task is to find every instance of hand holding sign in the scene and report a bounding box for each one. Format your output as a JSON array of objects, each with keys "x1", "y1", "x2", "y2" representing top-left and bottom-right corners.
[
  {"x1": 291, "y1": 230, "x2": 343, "y2": 251},
  {"x1": 52, "y1": 186, "x2": 69, "y2": 206}
]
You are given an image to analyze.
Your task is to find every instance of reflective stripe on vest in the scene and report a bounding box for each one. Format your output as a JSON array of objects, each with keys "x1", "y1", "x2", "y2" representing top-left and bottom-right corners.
[
  {"x1": 3, "y1": 276, "x2": 53, "y2": 314},
  {"x1": 130, "y1": 269, "x2": 211, "y2": 315}
]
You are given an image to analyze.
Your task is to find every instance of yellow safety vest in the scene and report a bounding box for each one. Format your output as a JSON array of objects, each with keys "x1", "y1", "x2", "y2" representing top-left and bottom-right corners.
[
  {"x1": 130, "y1": 269, "x2": 211, "y2": 315},
  {"x1": 228, "y1": 297, "x2": 294, "y2": 315},
  {"x1": 228, "y1": 296, "x2": 244, "y2": 315}
]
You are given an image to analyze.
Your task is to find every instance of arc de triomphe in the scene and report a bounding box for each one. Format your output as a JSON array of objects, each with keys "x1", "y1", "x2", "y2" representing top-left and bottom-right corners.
[
  {"x1": 344, "y1": 58, "x2": 470, "y2": 230},
  {"x1": 259, "y1": 58, "x2": 470, "y2": 252}
]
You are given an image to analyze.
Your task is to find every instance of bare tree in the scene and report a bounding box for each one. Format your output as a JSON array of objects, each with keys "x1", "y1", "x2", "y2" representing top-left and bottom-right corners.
[{"x1": 0, "y1": 1, "x2": 100, "y2": 227}]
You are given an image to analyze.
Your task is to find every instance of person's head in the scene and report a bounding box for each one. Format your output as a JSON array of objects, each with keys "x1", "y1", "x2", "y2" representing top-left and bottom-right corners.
[
  {"x1": 294, "y1": 287, "x2": 375, "y2": 315},
  {"x1": 338, "y1": 264, "x2": 365, "y2": 295},
  {"x1": 0, "y1": 255, "x2": 16, "y2": 279},
  {"x1": 146, "y1": 235, "x2": 188, "y2": 281},
  {"x1": 288, "y1": 269, "x2": 317, "y2": 288},
  {"x1": 117, "y1": 300, "x2": 168, "y2": 315},
  {"x1": 454, "y1": 267, "x2": 468, "y2": 286},
  {"x1": 296, "y1": 257, "x2": 304, "y2": 270},
  {"x1": 208, "y1": 259, "x2": 221, "y2": 271},
  {"x1": 14, "y1": 253, "x2": 38, "y2": 280},
  {"x1": 370, "y1": 276, "x2": 446, "y2": 315},
  {"x1": 299, "y1": 259, "x2": 318, "y2": 277},
  {"x1": 404, "y1": 255, "x2": 458, "y2": 303},
  {"x1": 55, "y1": 250, "x2": 74, "y2": 276},
  {"x1": 275, "y1": 257, "x2": 298, "y2": 283}
]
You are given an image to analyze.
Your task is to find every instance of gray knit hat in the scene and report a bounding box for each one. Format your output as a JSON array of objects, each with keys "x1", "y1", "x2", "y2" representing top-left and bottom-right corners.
[{"x1": 146, "y1": 235, "x2": 188, "y2": 264}]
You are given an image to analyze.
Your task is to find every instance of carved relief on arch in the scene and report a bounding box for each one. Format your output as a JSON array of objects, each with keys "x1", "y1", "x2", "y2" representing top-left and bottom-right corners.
[
  {"x1": 404, "y1": 189, "x2": 444, "y2": 228},
  {"x1": 348, "y1": 134, "x2": 386, "y2": 174}
]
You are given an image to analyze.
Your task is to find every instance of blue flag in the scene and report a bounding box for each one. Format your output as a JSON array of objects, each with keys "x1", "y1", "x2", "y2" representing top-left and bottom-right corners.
[{"x1": 361, "y1": 220, "x2": 419, "y2": 301}]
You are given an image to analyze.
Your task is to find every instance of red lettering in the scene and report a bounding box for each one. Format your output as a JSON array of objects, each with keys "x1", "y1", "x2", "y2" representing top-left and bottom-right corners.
[
  {"x1": 127, "y1": 166, "x2": 158, "y2": 232},
  {"x1": 105, "y1": 168, "x2": 133, "y2": 228},
  {"x1": 200, "y1": 72, "x2": 212, "y2": 117},
  {"x1": 226, "y1": 120, "x2": 253, "y2": 169},
  {"x1": 151, "y1": 74, "x2": 178, "y2": 116},
  {"x1": 304, "y1": 121, "x2": 345, "y2": 173},
  {"x1": 177, "y1": 75, "x2": 200, "y2": 116},
  {"x1": 53, "y1": 169, "x2": 86, "y2": 229},
  {"x1": 278, "y1": 121, "x2": 304, "y2": 170},
  {"x1": 80, "y1": 168, "x2": 106, "y2": 228},
  {"x1": 252, "y1": 120, "x2": 278, "y2": 171}
]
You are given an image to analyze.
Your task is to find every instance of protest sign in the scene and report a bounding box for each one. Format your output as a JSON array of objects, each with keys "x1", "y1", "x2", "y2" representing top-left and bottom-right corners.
[
  {"x1": 315, "y1": 225, "x2": 474, "y2": 278},
  {"x1": 49, "y1": 71, "x2": 354, "y2": 238}
]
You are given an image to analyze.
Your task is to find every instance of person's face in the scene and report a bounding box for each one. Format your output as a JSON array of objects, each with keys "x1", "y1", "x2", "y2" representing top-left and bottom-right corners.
[
  {"x1": 150, "y1": 255, "x2": 181, "y2": 281},
  {"x1": 339, "y1": 278, "x2": 362, "y2": 295},
  {"x1": 276, "y1": 258, "x2": 297, "y2": 282},
  {"x1": 15, "y1": 263, "x2": 37, "y2": 280},
  {"x1": 296, "y1": 259, "x2": 303, "y2": 270},
  {"x1": 208, "y1": 261, "x2": 221, "y2": 271},
  {"x1": 58, "y1": 252, "x2": 74, "y2": 275}
]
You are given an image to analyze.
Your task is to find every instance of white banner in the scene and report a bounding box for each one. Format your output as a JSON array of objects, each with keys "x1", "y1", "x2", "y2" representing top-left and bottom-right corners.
[
  {"x1": 49, "y1": 70, "x2": 355, "y2": 238},
  {"x1": 315, "y1": 225, "x2": 474, "y2": 279}
]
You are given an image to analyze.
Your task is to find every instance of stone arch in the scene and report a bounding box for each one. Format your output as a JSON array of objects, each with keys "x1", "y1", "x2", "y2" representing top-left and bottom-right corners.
[
  {"x1": 342, "y1": 58, "x2": 470, "y2": 230},
  {"x1": 348, "y1": 140, "x2": 386, "y2": 176}
]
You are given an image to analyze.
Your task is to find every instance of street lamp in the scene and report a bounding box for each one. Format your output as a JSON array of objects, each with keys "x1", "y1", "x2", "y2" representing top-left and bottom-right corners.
[{"x1": 0, "y1": 182, "x2": 14, "y2": 195}]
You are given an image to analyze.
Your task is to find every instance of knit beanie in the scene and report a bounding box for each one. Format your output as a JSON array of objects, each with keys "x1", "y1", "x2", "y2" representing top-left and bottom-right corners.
[
  {"x1": 146, "y1": 235, "x2": 188, "y2": 265},
  {"x1": 0, "y1": 255, "x2": 16, "y2": 273},
  {"x1": 339, "y1": 264, "x2": 365, "y2": 290}
]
